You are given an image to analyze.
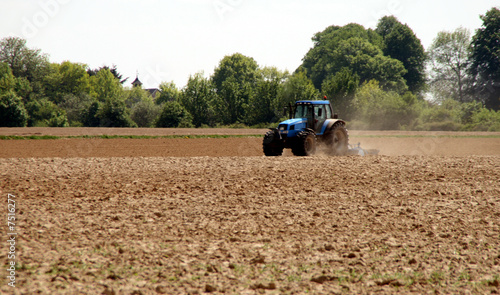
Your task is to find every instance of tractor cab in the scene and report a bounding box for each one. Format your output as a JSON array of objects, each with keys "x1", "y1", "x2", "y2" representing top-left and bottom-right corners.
[{"x1": 293, "y1": 101, "x2": 332, "y2": 133}]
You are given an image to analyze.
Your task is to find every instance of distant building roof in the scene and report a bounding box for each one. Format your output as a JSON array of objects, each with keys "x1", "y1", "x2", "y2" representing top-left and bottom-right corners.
[
  {"x1": 130, "y1": 73, "x2": 160, "y2": 98},
  {"x1": 132, "y1": 76, "x2": 143, "y2": 87},
  {"x1": 146, "y1": 88, "x2": 160, "y2": 98}
]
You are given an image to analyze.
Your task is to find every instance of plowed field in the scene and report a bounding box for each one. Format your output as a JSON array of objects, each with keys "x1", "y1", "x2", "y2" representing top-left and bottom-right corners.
[{"x1": 1, "y1": 128, "x2": 499, "y2": 294}]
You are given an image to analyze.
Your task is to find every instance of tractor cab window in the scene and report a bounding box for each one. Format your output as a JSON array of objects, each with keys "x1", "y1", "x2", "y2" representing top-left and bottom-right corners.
[
  {"x1": 314, "y1": 105, "x2": 327, "y2": 132},
  {"x1": 314, "y1": 105, "x2": 326, "y2": 121},
  {"x1": 325, "y1": 105, "x2": 332, "y2": 119},
  {"x1": 294, "y1": 105, "x2": 312, "y2": 119}
]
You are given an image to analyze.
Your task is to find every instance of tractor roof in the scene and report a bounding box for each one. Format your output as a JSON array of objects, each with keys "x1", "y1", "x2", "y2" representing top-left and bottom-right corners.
[{"x1": 295, "y1": 100, "x2": 330, "y2": 105}]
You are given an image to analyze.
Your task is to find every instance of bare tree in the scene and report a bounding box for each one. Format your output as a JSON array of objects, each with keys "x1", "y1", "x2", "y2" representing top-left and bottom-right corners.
[{"x1": 427, "y1": 27, "x2": 472, "y2": 102}]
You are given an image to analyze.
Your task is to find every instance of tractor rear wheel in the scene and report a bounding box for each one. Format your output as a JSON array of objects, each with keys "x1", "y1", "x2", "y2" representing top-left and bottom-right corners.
[
  {"x1": 325, "y1": 122, "x2": 348, "y2": 156},
  {"x1": 263, "y1": 130, "x2": 283, "y2": 156},
  {"x1": 292, "y1": 131, "x2": 316, "y2": 156}
]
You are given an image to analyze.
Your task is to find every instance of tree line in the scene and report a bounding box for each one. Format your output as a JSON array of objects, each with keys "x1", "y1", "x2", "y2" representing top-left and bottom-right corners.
[{"x1": 1, "y1": 8, "x2": 499, "y2": 131}]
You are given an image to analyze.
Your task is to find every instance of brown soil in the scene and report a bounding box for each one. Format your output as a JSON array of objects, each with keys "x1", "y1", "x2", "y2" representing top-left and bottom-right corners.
[
  {"x1": 0, "y1": 128, "x2": 499, "y2": 294},
  {"x1": 1, "y1": 128, "x2": 499, "y2": 158}
]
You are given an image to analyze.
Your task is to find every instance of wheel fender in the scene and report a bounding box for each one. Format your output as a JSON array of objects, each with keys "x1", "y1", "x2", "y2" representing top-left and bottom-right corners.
[{"x1": 320, "y1": 119, "x2": 346, "y2": 134}]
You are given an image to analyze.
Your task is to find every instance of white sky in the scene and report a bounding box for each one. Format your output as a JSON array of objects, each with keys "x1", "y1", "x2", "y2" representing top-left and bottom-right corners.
[{"x1": 1, "y1": 0, "x2": 499, "y2": 89}]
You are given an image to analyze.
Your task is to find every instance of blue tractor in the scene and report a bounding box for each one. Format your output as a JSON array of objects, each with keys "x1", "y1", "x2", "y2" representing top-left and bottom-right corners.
[{"x1": 263, "y1": 100, "x2": 348, "y2": 156}]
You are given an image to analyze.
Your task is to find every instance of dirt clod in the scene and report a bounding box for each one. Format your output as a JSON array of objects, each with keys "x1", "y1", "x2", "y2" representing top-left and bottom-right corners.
[
  {"x1": 252, "y1": 282, "x2": 277, "y2": 290},
  {"x1": 204, "y1": 284, "x2": 217, "y2": 293}
]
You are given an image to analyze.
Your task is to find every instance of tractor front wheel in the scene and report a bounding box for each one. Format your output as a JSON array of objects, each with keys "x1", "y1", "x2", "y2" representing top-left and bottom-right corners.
[{"x1": 263, "y1": 130, "x2": 284, "y2": 156}]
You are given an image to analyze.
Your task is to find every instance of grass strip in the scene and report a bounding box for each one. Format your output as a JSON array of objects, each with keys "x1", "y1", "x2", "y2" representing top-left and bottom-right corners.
[
  {"x1": 0, "y1": 134, "x2": 264, "y2": 140},
  {"x1": 0, "y1": 135, "x2": 60, "y2": 140}
]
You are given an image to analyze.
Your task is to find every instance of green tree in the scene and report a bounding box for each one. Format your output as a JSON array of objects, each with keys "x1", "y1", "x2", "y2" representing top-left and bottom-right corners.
[
  {"x1": 212, "y1": 53, "x2": 259, "y2": 90},
  {"x1": 216, "y1": 77, "x2": 245, "y2": 124},
  {"x1": 131, "y1": 97, "x2": 162, "y2": 127},
  {"x1": 26, "y1": 98, "x2": 68, "y2": 127},
  {"x1": 0, "y1": 62, "x2": 15, "y2": 93},
  {"x1": 456, "y1": 101, "x2": 483, "y2": 125},
  {"x1": 156, "y1": 101, "x2": 193, "y2": 128},
  {"x1": 301, "y1": 23, "x2": 383, "y2": 89},
  {"x1": 13, "y1": 77, "x2": 31, "y2": 100},
  {"x1": 376, "y1": 16, "x2": 427, "y2": 94},
  {"x1": 58, "y1": 93, "x2": 96, "y2": 126},
  {"x1": 0, "y1": 37, "x2": 50, "y2": 98},
  {"x1": 180, "y1": 72, "x2": 217, "y2": 127},
  {"x1": 416, "y1": 99, "x2": 464, "y2": 131},
  {"x1": 156, "y1": 81, "x2": 181, "y2": 104},
  {"x1": 300, "y1": 23, "x2": 407, "y2": 92},
  {"x1": 246, "y1": 67, "x2": 288, "y2": 125},
  {"x1": 330, "y1": 37, "x2": 407, "y2": 91},
  {"x1": 87, "y1": 68, "x2": 135, "y2": 127},
  {"x1": 469, "y1": 7, "x2": 500, "y2": 110},
  {"x1": 469, "y1": 107, "x2": 500, "y2": 131},
  {"x1": 278, "y1": 70, "x2": 319, "y2": 109},
  {"x1": 321, "y1": 68, "x2": 359, "y2": 120},
  {"x1": 0, "y1": 62, "x2": 32, "y2": 100},
  {"x1": 125, "y1": 86, "x2": 152, "y2": 108},
  {"x1": 90, "y1": 68, "x2": 124, "y2": 102},
  {"x1": 375, "y1": 15, "x2": 399, "y2": 39},
  {"x1": 212, "y1": 53, "x2": 259, "y2": 124},
  {"x1": 0, "y1": 90, "x2": 28, "y2": 127},
  {"x1": 44, "y1": 61, "x2": 91, "y2": 104},
  {"x1": 87, "y1": 65, "x2": 128, "y2": 84},
  {"x1": 428, "y1": 27, "x2": 472, "y2": 103},
  {"x1": 124, "y1": 83, "x2": 160, "y2": 128},
  {"x1": 352, "y1": 80, "x2": 418, "y2": 130},
  {"x1": 96, "y1": 98, "x2": 136, "y2": 127},
  {"x1": 82, "y1": 101, "x2": 101, "y2": 127}
]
